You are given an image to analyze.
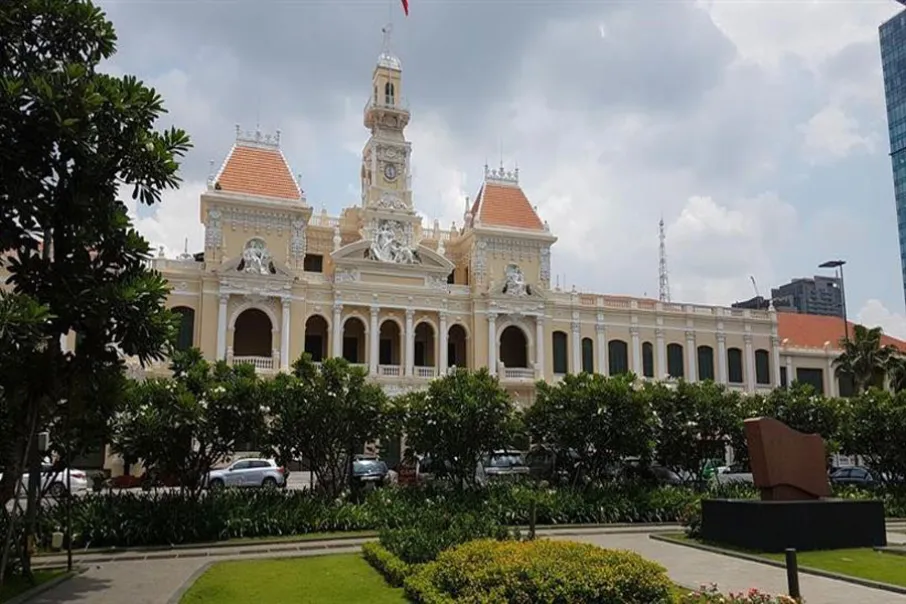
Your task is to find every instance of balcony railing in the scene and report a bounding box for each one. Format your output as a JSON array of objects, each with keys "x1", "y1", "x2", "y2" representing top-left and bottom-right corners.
[
  {"x1": 414, "y1": 366, "x2": 436, "y2": 379},
  {"x1": 232, "y1": 356, "x2": 274, "y2": 372},
  {"x1": 379, "y1": 365, "x2": 401, "y2": 377},
  {"x1": 502, "y1": 367, "x2": 535, "y2": 380}
]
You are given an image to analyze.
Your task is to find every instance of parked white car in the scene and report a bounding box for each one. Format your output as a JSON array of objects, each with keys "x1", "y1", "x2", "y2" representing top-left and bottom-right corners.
[
  {"x1": 714, "y1": 464, "x2": 754, "y2": 485},
  {"x1": 0, "y1": 462, "x2": 88, "y2": 497},
  {"x1": 205, "y1": 458, "x2": 287, "y2": 489}
]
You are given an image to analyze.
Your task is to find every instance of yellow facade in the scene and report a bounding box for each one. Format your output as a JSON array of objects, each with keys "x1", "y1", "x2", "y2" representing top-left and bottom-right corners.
[{"x1": 126, "y1": 36, "x2": 855, "y2": 404}]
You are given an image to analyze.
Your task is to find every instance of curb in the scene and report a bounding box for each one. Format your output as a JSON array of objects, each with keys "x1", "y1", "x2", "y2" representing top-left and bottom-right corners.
[
  {"x1": 31, "y1": 538, "x2": 374, "y2": 568},
  {"x1": 31, "y1": 523, "x2": 682, "y2": 564},
  {"x1": 4, "y1": 566, "x2": 84, "y2": 604},
  {"x1": 650, "y1": 533, "x2": 906, "y2": 597}
]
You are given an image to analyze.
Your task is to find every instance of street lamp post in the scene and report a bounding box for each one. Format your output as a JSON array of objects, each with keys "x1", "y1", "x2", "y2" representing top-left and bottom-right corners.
[{"x1": 819, "y1": 260, "x2": 849, "y2": 344}]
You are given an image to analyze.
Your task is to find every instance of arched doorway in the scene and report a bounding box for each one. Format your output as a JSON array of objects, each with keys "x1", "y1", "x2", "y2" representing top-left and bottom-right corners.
[
  {"x1": 304, "y1": 315, "x2": 329, "y2": 362},
  {"x1": 447, "y1": 324, "x2": 468, "y2": 369},
  {"x1": 499, "y1": 325, "x2": 529, "y2": 368},
  {"x1": 414, "y1": 322, "x2": 435, "y2": 368},
  {"x1": 378, "y1": 320, "x2": 402, "y2": 374},
  {"x1": 233, "y1": 308, "x2": 273, "y2": 363},
  {"x1": 342, "y1": 317, "x2": 366, "y2": 364}
]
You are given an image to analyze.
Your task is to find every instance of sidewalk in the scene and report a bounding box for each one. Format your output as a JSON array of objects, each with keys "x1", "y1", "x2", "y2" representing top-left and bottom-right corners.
[
  {"x1": 560, "y1": 532, "x2": 906, "y2": 604},
  {"x1": 27, "y1": 525, "x2": 906, "y2": 604}
]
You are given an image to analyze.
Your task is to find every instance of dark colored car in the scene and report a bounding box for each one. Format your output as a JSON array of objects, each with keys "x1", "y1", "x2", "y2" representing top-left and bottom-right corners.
[
  {"x1": 524, "y1": 446, "x2": 583, "y2": 486},
  {"x1": 830, "y1": 466, "x2": 876, "y2": 487},
  {"x1": 618, "y1": 461, "x2": 683, "y2": 487},
  {"x1": 482, "y1": 451, "x2": 530, "y2": 482},
  {"x1": 352, "y1": 458, "x2": 390, "y2": 489}
]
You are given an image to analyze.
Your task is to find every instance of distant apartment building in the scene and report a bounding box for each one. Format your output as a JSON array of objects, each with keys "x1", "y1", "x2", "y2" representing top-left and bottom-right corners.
[
  {"x1": 731, "y1": 296, "x2": 793, "y2": 312},
  {"x1": 881, "y1": 6, "x2": 906, "y2": 305},
  {"x1": 769, "y1": 276, "x2": 844, "y2": 318}
]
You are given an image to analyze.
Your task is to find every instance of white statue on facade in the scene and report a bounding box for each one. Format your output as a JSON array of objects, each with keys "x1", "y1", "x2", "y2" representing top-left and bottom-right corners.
[
  {"x1": 241, "y1": 239, "x2": 272, "y2": 275},
  {"x1": 369, "y1": 220, "x2": 420, "y2": 264},
  {"x1": 503, "y1": 263, "x2": 528, "y2": 296}
]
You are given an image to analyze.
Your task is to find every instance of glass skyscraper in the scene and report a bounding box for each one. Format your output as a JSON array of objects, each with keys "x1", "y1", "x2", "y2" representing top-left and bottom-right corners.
[{"x1": 881, "y1": 7, "x2": 906, "y2": 305}]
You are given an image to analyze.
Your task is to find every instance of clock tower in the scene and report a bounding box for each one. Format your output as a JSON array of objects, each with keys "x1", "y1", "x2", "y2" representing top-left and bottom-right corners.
[
  {"x1": 357, "y1": 25, "x2": 422, "y2": 263},
  {"x1": 361, "y1": 25, "x2": 412, "y2": 212}
]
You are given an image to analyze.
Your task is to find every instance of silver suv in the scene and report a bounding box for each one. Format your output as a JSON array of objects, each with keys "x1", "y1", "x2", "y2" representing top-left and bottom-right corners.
[{"x1": 205, "y1": 458, "x2": 287, "y2": 489}]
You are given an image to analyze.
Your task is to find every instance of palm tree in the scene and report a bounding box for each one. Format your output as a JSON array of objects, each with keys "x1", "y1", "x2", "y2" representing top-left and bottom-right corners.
[
  {"x1": 833, "y1": 325, "x2": 899, "y2": 394},
  {"x1": 887, "y1": 355, "x2": 906, "y2": 393}
]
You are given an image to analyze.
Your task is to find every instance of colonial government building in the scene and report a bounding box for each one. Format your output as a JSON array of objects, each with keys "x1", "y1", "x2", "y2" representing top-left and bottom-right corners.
[{"x1": 116, "y1": 34, "x2": 896, "y2": 406}]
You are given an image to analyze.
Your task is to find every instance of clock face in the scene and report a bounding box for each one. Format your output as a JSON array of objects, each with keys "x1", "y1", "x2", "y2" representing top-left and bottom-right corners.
[{"x1": 384, "y1": 163, "x2": 398, "y2": 181}]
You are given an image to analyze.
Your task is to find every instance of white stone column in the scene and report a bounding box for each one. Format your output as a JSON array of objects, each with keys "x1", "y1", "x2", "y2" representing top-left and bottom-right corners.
[
  {"x1": 217, "y1": 294, "x2": 228, "y2": 361},
  {"x1": 595, "y1": 323, "x2": 607, "y2": 375},
  {"x1": 717, "y1": 332, "x2": 728, "y2": 384},
  {"x1": 825, "y1": 353, "x2": 836, "y2": 397},
  {"x1": 439, "y1": 312, "x2": 449, "y2": 375},
  {"x1": 534, "y1": 315, "x2": 545, "y2": 378},
  {"x1": 571, "y1": 319, "x2": 581, "y2": 373},
  {"x1": 771, "y1": 337, "x2": 782, "y2": 388},
  {"x1": 685, "y1": 330, "x2": 697, "y2": 382},
  {"x1": 369, "y1": 306, "x2": 380, "y2": 375},
  {"x1": 404, "y1": 308, "x2": 415, "y2": 376},
  {"x1": 744, "y1": 334, "x2": 756, "y2": 393},
  {"x1": 785, "y1": 355, "x2": 793, "y2": 389},
  {"x1": 656, "y1": 328, "x2": 667, "y2": 378},
  {"x1": 332, "y1": 303, "x2": 343, "y2": 358},
  {"x1": 630, "y1": 326, "x2": 642, "y2": 375},
  {"x1": 280, "y1": 299, "x2": 291, "y2": 371},
  {"x1": 487, "y1": 312, "x2": 498, "y2": 376}
]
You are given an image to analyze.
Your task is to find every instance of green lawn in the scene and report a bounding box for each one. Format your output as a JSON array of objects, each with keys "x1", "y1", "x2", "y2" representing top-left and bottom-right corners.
[
  {"x1": 179, "y1": 553, "x2": 406, "y2": 604},
  {"x1": 667, "y1": 534, "x2": 906, "y2": 588},
  {"x1": 0, "y1": 569, "x2": 65, "y2": 601}
]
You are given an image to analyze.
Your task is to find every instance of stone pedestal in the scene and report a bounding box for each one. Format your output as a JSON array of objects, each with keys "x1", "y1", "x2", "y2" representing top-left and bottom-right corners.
[{"x1": 701, "y1": 498, "x2": 887, "y2": 552}]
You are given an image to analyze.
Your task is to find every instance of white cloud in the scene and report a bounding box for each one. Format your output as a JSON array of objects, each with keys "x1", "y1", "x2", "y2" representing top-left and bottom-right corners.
[
  {"x1": 856, "y1": 299, "x2": 906, "y2": 341},
  {"x1": 122, "y1": 182, "x2": 206, "y2": 259},
  {"x1": 798, "y1": 106, "x2": 874, "y2": 164}
]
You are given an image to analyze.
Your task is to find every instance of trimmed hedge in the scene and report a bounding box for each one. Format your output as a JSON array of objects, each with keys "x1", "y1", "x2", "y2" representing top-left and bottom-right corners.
[
  {"x1": 404, "y1": 538, "x2": 675, "y2": 604},
  {"x1": 18, "y1": 481, "x2": 904, "y2": 550},
  {"x1": 361, "y1": 542, "x2": 416, "y2": 587}
]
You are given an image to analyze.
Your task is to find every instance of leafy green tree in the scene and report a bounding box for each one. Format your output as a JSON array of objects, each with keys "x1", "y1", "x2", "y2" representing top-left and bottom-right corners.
[
  {"x1": 111, "y1": 351, "x2": 265, "y2": 497},
  {"x1": 262, "y1": 355, "x2": 390, "y2": 497},
  {"x1": 753, "y1": 383, "x2": 843, "y2": 453},
  {"x1": 838, "y1": 389, "x2": 906, "y2": 486},
  {"x1": 644, "y1": 380, "x2": 742, "y2": 482},
  {"x1": 526, "y1": 373, "x2": 653, "y2": 483},
  {"x1": 833, "y1": 325, "x2": 898, "y2": 394},
  {"x1": 404, "y1": 368, "x2": 519, "y2": 489},
  {"x1": 0, "y1": 0, "x2": 190, "y2": 579}
]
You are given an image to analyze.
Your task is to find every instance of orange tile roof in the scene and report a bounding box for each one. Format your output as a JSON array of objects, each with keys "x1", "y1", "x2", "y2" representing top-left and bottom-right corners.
[
  {"x1": 470, "y1": 183, "x2": 544, "y2": 231},
  {"x1": 214, "y1": 143, "x2": 302, "y2": 202},
  {"x1": 777, "y1": 312, "x2": 906, "y2": 352}
]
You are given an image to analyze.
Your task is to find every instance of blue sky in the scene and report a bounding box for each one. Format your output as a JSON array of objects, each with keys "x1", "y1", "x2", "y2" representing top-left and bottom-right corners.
[{"x1": 108, "y1": 0, "x2": 906, "y2": 337}]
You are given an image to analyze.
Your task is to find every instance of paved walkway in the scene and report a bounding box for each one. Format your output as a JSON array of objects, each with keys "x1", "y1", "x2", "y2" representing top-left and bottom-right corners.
[
  {"x1": 26, "y1": 525, "x2": 906, "y2": 604},
  {"x1": 559, "y1": 532, "x2": 906, "y2": 604}
]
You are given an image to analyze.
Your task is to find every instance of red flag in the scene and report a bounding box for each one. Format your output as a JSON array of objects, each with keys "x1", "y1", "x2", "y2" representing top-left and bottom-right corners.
[{"x1": 401, "y1": 0, "x2": 409, "y2": 16}]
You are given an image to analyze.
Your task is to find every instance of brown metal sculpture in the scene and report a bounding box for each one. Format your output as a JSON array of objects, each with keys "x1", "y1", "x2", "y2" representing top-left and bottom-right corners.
[{"x1": 744, "y1": 417, "x2": 831, "y2": 501}]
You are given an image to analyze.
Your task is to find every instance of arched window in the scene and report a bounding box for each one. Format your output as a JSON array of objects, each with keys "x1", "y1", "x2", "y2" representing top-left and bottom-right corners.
[
  {"x1": 608, "y1": 340, "x2": 629, "y2": 376},
  {"x1": 755, "y1": 349, "x2": 771, "y2": 385},
  {"x1": 642, "y1": 342, "x2": 654, "y2": 378},
  {"x1": 552, "y1": 331, "x2": 569, "y2": 374},
  {"x1": 172, "y1": 306, "x2": 195, "y2": 352},
  {"x1": 667, "y1": 343, "x2": 684, "y2": 379},
  {"x1": 384, "y1": 82, "x2": 395, "y2": 105},
  {"x1": 727, "y1": 347, "x2": 744, "y2": 383},
  {"x1": 697, "y1": 345, "x2": 714, "y2": 381},
  {"x1": 581, "y1": 338, "x2": 594, "y2": 373},
  {"x1": 500, "y1": 326, "x2": 528, "y2": 369}
]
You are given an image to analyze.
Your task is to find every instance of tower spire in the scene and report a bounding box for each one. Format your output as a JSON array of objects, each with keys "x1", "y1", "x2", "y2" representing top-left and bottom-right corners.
[{"x1": 658, "y1": 216, "x2": 671, "y2": 303}]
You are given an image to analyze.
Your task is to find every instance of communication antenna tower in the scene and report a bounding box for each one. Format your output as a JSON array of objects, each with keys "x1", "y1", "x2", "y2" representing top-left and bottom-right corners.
[{"x1": 658, "y1": 217, "x2": 671, "y2": 303}]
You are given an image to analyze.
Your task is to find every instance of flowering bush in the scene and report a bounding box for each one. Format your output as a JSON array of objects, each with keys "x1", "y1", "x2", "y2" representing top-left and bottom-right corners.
[
  {"x1": 404, "y1": 538, "x2": 674, "y2": 604},
  {"x1": 677, "y1": 584, "x2": 800, "y2": 603}
]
